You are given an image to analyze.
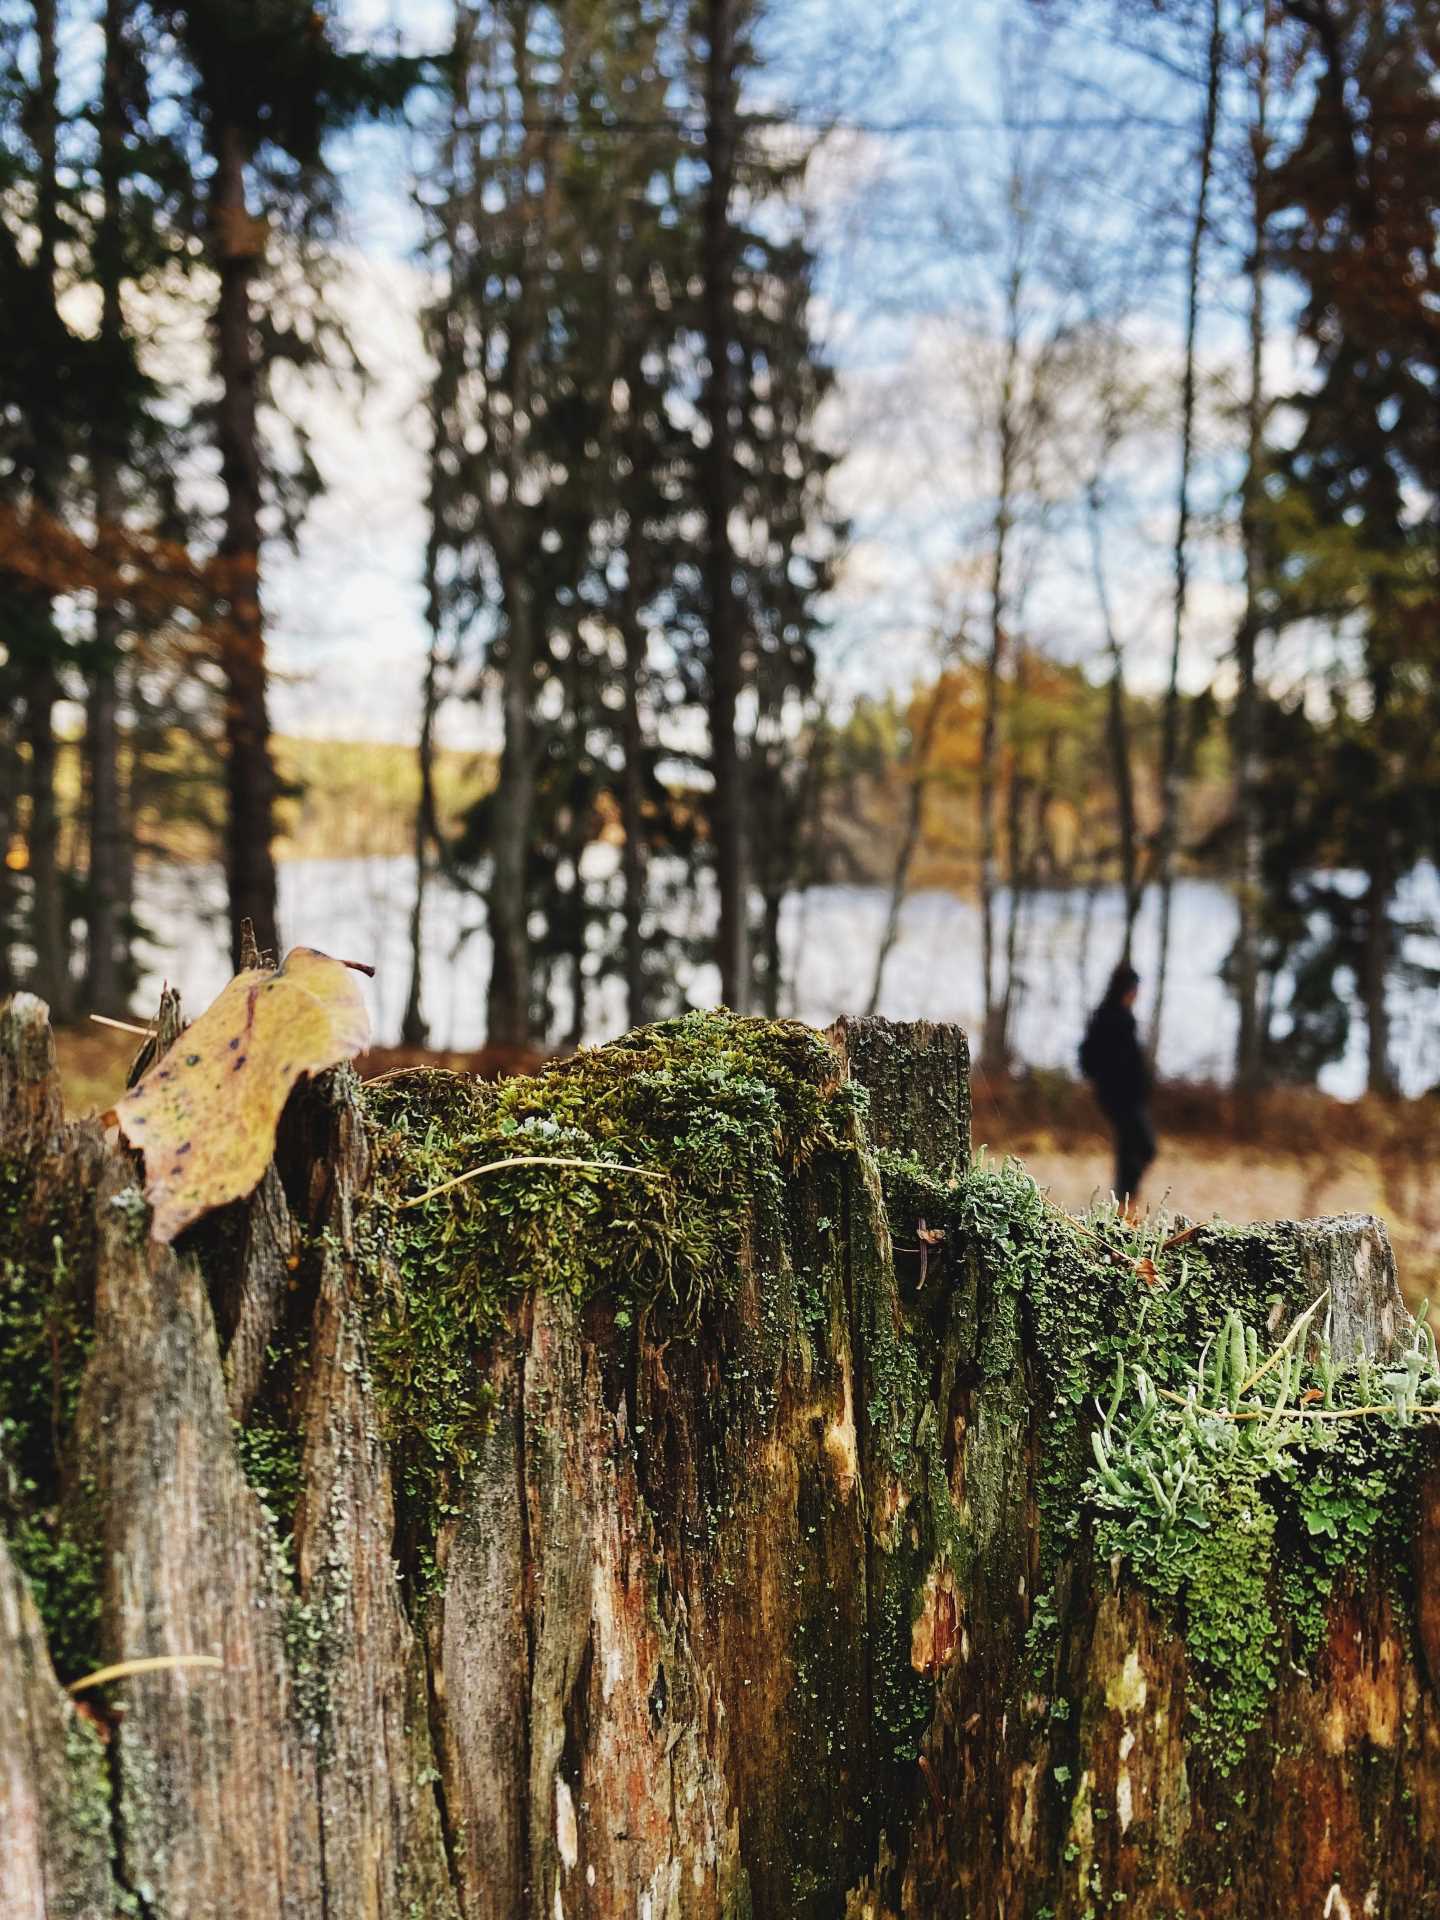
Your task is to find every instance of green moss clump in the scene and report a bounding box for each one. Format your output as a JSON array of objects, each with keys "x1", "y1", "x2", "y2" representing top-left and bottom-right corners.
[
  {"x1": 0, "y1": 1162, "x2": 104, "y2": 1682},
  {"x1": 366, "y1": 1011, "x2": 863, "y2": 1327},
  {"x1": 358, "y1": 1012, "x2": 867, "y2": 1590},
  {"x1": 878, "y1": 1148, "x2": 1049, "y2": 1386},
  {"x1": 1093, "y1": 1444, "x2": 1281, "y2": 1773},
  {"x1": 1279, "y1": 1417, "x2": 1418, "y2": 1656},
  {"x1": 1013, "y1": 1180, "x2": 1307, "y2": 1681},
  {"x1": 876, "y1": 1150, "x2": 1427, "y2": 1776},
  {"x1": 1085, "y1": 1301, "x2": 1430, "y2": 1771},
  {"x1": 233, "y1": 1410, "x2": 305, "y2": 1535}
]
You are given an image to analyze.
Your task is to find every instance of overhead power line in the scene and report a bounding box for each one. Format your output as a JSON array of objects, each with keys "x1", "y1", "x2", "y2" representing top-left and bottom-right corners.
[
  {"x1": 448, "y1": 109, "x2": 1194, "y2": 137},
  {"x1": 443, "y1": 101, "x2": 1440, "y2": 142}
]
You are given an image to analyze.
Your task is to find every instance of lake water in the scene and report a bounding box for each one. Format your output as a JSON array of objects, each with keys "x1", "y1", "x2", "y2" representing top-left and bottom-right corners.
[{"x1": 133, "y1": 857, "x2": 1440, "y2": 1100}]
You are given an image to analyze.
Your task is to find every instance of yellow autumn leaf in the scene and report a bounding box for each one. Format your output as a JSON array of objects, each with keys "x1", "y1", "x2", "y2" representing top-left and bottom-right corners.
[{"x1": 108, "y1": 947, "x2": 372, "y2": 1243}]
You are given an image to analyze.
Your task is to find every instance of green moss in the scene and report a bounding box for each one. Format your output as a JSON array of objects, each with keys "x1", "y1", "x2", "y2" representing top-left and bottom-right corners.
[
  {"x1": 227, "y1": 1316, "x2": 349, "y2": 1746},
  {"x1": 233, "y1": 1412, "x2": 305, "y2": 1536},
  {"x1": 0, "y1": 1160, "x2": 104, "y2": 1682},
  {"x1": 875, "y1": 1150, "x2": 1428, "y2": 1777},
  {"x1": 356, "y1": 1012, "x2": 867, "y2": 1594},
  {"x1": 7, "y1": 1493, "x2": 103, "y2": 1684},
  {"x1": 1085, "y1": 1294, "x2": 1431, "y2": 1772},
  {"x1": 366, "y1": 1011, "x2": 864, "y2": 1328},
  {"x1": 1094, "y1": 1448, "x2": 1280, "y2": 1772},
  {"x1": 1278, "y1": 1417, "x2": 1418, "y2": 1656}
]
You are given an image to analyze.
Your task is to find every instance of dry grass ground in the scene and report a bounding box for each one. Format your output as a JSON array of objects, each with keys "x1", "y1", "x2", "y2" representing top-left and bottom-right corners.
[
  {"x1": 55, "y1": 1023, "x2": 1438, "y2": 1312},
  {"x1": 54, "y1": 1024, "x2": 146, "y2": 1115},
  {"x1": 979, "y1": 1071, "x2": 1440, "y2": 1312}
]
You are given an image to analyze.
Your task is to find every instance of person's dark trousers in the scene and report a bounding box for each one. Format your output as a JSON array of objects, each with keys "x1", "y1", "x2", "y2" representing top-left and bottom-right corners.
[{"x1": 1104, "y1": 1103, "x2": 1156, "y2": 1203}]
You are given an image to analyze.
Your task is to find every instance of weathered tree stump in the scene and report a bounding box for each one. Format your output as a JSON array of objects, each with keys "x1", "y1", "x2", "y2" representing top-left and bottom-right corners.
[{"x1": 1, "y1": 997, "x2": 1437, "y2": 1918}]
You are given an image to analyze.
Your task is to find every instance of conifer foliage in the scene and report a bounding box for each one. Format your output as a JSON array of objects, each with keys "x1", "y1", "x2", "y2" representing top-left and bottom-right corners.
[
  {"x1": 418, "y1": 0, "x2": 839, "y2": 1046},
  {"x1": 1259, "y1": 0, "x2": 1440, "y2": 1094},
  {"x1": 0, "y1": 0, "x2": 422, "y2": 1001}
]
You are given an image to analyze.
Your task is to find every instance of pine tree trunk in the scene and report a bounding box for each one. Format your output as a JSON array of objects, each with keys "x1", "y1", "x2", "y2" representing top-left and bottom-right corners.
[
  {"x1": 24, "y1": 0, "x2": 72, "y2": 1024},
  {"x1": 24, "y1": 663, "x2": 70, "y2": 1022},
  {"x1": 485, "y1": 572, "x2": 536, "y2": 1048},
  {"x1": 619, "y1": 600, "x2": 649, "y2": 1029},
  {"x1": 1363, "y1": 831, "x2": 1395, "y2": 1098},
  {"x1": 211, "y1": 118, "x2": 280, "y2": 968},
  {"x1": 399, "y1": 835, "x2": 431, "y2": 1049},
  {"x1": 700, "y1": 0, "x2": 750, "y2": 1012},
  {"x1": 758, "y1": 883, "x2": 783, "y2": 1017},
  {"x1": 4, "y1": 990, "x2": 1439, "y2": 1918},
  {"x1": 401, "y1": 621, "x2": 443, "y2": 1048},
  {"x1": 83, "y1": 661, "x2": 126, "y2": 1015},
  {"x1": 566, "y1": 847, "x2": 587, "y2": 1049},
  {"x1": 85, "y1": 0, "x2": 132, "y2": 1019}
]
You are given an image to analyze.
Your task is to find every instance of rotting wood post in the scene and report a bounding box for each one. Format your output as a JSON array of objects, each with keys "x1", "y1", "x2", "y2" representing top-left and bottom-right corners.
[{"x1": 1, "y1": 998, "x2": 1439, "y2": 1918}]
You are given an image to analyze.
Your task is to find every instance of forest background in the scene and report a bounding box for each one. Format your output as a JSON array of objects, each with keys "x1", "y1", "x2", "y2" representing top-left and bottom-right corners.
[{"x1": 3, "y1": 0, "x2": 1440, "y2": 1283}]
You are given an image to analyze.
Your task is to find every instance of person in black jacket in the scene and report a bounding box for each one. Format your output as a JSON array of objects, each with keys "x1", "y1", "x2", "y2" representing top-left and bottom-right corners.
[{"x1": 1079, "y1": 962, "x2": 1156, "y2": 1218}]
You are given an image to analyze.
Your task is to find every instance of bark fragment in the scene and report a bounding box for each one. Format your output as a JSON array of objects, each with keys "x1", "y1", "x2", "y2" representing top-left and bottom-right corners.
[{"x1": 0, "y1": 1540, "x2": 116, "y2": 1920}]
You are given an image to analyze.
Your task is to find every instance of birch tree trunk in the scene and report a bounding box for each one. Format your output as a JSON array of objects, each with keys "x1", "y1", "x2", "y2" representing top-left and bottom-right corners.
[
  {"x1": 1233, "y1": 5, "x2": 1271, "y2": 1109},
  {"x1": 978, "y1": 351, "x2": 1016, "y2": 1071},
  {"x1": 1087, "y1": 483, "x2": 1141, "y2": 965},
  {"x1": 3, "y1": 991, "x2": 1438, "y2": 1918},
  {"x1": 1150, "y1": 0, "x2": 1224, "y2": 1066},
  {"x1": 868, "y1": 676, "x2": 950, "y2": 1017}
]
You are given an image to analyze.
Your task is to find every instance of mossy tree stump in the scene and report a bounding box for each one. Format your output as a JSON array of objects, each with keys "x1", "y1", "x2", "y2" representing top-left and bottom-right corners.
[{"x1": 1, "y1": 996, "x2": 1438, "y2": 1918}]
